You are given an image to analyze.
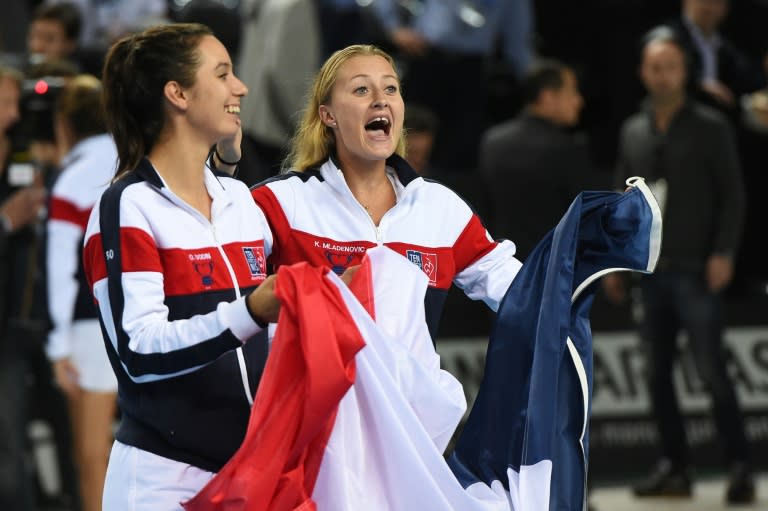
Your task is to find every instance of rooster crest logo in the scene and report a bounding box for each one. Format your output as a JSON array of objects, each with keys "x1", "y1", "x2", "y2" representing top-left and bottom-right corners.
[{"x1": 405, "y1": 249, "x2": 438, "y2": 285}]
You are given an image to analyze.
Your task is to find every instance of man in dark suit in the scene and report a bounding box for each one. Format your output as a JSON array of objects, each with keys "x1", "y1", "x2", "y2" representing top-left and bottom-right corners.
[
  {"x1": 478, "y1": 59, "x2": 600, "y2": 261},
  {"x1": 666, "y1": 0, "x2": 765, "y2": 118}
]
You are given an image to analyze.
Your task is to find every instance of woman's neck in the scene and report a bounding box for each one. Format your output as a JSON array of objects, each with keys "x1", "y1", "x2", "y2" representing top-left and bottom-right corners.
[
  {"x1": 339, "y1": 158, "x2": 386, "y2": 187},
  {"x1": 148, "y1": 133, "x2": 212, "y2": 220},
  {"x1": 336, "y1": 153, "x2": 395, "y2": 225}
]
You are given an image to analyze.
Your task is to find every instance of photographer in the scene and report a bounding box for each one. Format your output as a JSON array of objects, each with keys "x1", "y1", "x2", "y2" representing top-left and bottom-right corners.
[
  {"x1": 0, "y1": 64, "x2": 47, "y2": 511},
  {"x1": 22, "y1": 60, "x2": 77, "y2": 178},
  {"x1": 4, "y1": 61, "x2": 84, "y2": 510}
]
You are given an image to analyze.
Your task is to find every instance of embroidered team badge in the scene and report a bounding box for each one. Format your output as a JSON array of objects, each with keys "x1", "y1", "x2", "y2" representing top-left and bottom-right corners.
[
  {"x1": 406, "y1": 250, "x2": 437, "y2": 285},
  {"x1": 242, "y1": 246, "x2": 267, "y2": 279},
  {"x1": 190, "y1": 253, "x2": 214, "y2": 287},
  {"x1": 325, "y1": 251, "x2": 356, "y2": 275}
]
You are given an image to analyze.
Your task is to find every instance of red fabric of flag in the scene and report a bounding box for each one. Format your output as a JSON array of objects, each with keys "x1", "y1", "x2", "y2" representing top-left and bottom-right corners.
[{"x1": 183, "y1": 262, "x2": 366, "y2": 511}]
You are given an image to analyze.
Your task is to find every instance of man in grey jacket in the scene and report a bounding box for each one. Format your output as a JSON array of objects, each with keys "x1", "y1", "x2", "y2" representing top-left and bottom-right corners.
[{"x1": 604, "y1": 28, "x2": 753, "y2": 505}]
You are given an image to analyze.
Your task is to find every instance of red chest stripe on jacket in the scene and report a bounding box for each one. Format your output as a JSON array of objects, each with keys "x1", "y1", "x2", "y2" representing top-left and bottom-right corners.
[
  {"x1": 161, "y1": 240, "x2": 267, "y2": 296},
  {"x1": 275, "y1": 230, "x2": 376, "y2": 274},
  {"x1": 84, "y1": 227, "x2": 268, "y2": 296},
  {"x1": 83, "y1": 232, "x2": 105, "y2": 289},
  {"x1": 82, "y1": 227, "x2": 159, "y2": 287},
  {"x1": 49, "y1": 197, "x2": 92, "y2": 230},
  {"x1": 121, "y1": 227, "x2": 163, "y2": 273},
  {"x1": 268, "y1": 228, "x2": 455, "y2": 289}
]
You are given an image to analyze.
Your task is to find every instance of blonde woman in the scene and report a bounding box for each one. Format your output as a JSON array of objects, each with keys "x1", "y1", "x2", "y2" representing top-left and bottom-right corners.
[{"x1": 248, "y1": 45, "x2": 522, "y2": 338}]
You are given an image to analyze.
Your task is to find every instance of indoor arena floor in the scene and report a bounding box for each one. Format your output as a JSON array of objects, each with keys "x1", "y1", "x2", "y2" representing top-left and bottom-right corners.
[{"x1": 590, "y1": 472, "x2": 767, "y2": 510}]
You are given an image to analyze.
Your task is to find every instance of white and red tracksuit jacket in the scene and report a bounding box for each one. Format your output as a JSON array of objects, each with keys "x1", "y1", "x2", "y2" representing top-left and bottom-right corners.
[
  {"x1": 251, "y1": 154, "x2": 522, "y2": 337},
  {"x1": 83, "y1": 158, "x2": 273, "y2": 472},
  {"x1": 46, "y1": 133, "x2": 117, "y2": 361}
]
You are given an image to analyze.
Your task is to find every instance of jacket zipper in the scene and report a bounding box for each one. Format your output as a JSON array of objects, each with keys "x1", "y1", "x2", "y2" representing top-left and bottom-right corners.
[
  {"x1": 159, "y1": 183, "x2": 255, "y2": 405},
  {"x1": 211, "y1": 223, "x2": 241, "y2": 298},
  {"x1": 211, "y1": 221, "x2": 255, "y2": 406}
]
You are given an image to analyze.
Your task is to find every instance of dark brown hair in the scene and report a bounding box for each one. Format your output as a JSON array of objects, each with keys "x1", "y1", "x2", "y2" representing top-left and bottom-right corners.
[
  {"x1": 101, "y1": 23, "x2": 212, "y2": 176},
  {"x1": 520, "y1": 59, "x2": 572, "y2": 105}
]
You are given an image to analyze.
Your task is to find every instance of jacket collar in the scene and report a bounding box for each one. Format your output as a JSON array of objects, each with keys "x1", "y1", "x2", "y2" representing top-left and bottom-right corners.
[
  {"x1": 134, "y1": 156, "x2": 232, "y2": 208},
  {"x1": 322, "y1": 152, "x2": 421, "y2": 188}
]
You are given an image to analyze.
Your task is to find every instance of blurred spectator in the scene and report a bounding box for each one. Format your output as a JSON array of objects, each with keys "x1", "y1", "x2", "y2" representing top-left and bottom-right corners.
[
  {"x1": 368, "y1": 0, "x2": 536, "y2": 171},
  {"x1": 403, "y1": 103, "x2": 438, "y2": 175},
  {"x1": 172, "y1": 0, "x2": 243, "y2": 60},
  {"x1": 665, "y1": 0, "x2": 766, "y2": 118},
  {"x1": 478, "y1": 58, "x2": 598, "y2": 261},
  {"x1": 316, "y1": 0, "x2": 370, "y2": 59},
  {"x1": 0, "y1": 63, "x2": 48, "y2": 511},
  {"x1": 237, "y1": 0, "x2": 320, "y2": 182},
  {"x1": 45, "y1": 0, "x2": 167, "y2": 51},
  {"x1": 741, "y1": 52, "x2": 768, "y2": 133},
  {"x1": 44, "y1": 0, "x2": 168, "y2": 75},
  {"x1": 27, "y1": 2, "x2": 82, "y2": 68},
  {"x1": 603, "y1": 30, "x2": 754, "y2": 505},
  {"x1": 46, "y1": 74, "x2": 118, "y2": 511}
]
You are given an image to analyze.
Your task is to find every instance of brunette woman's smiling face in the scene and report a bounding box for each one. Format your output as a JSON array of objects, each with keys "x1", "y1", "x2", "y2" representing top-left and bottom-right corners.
[{"x1": 184, "y1": 35, "x2": 248, "y2": 145}]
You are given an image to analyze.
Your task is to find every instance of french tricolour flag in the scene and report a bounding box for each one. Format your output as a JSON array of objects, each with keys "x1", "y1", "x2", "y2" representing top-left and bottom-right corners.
[{"x1": 183, "y1": 178, "x2": 661, "y2": 511}]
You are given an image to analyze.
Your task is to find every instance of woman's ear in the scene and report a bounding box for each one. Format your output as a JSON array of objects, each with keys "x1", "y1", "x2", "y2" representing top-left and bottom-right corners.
[
  {"x1": 319, "y1": 104, "x2": 337, "y2": 128},
  {"x1": 163, "y1": 80, "x2": 188, "y2": 111}
]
